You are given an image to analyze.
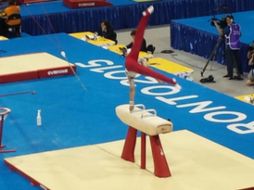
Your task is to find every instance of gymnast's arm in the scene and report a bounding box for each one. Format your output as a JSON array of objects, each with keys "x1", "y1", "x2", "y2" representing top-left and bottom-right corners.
[{"x1": 128, "y1": 76, "x2": 135, "y2": 111}]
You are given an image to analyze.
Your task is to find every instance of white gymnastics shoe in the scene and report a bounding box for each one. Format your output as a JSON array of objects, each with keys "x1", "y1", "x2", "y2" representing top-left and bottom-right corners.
[
  {"x1": 147, "y1": 5, "x2": 154, "y2": 14},
  {"x1": 143, "y1": 5, "x2": 154, "y2": 16}
]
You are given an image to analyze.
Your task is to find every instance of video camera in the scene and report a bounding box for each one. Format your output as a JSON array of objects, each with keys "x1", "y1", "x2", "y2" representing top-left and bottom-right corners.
[{"x1": 210, "y1": 17, "x2": 227, "y2": 29}]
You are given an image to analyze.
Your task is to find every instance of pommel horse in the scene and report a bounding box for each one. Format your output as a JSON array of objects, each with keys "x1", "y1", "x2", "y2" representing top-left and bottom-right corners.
[{"x1": 115, "y1": 104, "x2": 173, "y2": 177}]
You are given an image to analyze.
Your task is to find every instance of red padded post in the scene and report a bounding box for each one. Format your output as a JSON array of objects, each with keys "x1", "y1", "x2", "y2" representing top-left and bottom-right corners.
[
  {"x1": 149, "y1": 135, "x2": 171, "y2": 177},
  {"x1": 121, "y1": 126, "x2": 137, "y2": 162}
]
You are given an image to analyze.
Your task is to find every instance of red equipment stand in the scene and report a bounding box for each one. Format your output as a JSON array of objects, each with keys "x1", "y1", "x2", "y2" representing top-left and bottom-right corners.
[
  {"x1": 0, "y1": 108, "x2": 15, "y2": 153},
  {"x1": 121, "y1": 126, "x2": 171, "y2": 178},
  {"x1": 63, "y1": 0, "x2": 112, "y2": 9}
]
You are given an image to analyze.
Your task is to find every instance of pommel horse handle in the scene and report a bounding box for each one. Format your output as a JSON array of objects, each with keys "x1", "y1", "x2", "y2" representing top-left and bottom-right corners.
[
  {"x1": 141, "y1": 109, "x2": 157, "y2": 118},
  {"x1": 131, "y1": 104, "x2": 145, "y2": 113}
]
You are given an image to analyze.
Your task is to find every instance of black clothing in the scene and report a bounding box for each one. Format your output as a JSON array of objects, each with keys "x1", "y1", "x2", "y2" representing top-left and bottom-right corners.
[
  {"x1": 126, "y1": 39, "x2": 147, "y2": 52},
  {"x1": 224, "y1": 47, "x2": 242, "y2": 78},
  {"x1": 98, "y1": 29, "x2": 117, "y2": 44},
  {"x1": 0, "y1": 18, "x2": 5, "y2": 35}
]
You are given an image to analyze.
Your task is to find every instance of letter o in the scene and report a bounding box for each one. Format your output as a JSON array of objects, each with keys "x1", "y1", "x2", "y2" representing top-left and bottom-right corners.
[
  {"x1": 141, "y1": 85, "x2": 179, "y2": 96},
  {"x1": 104, "y1": 70, "x2": 126, "y2": 80},
  {"x1": 204, "y1": 111, "x2": 246, "y2": 123}
]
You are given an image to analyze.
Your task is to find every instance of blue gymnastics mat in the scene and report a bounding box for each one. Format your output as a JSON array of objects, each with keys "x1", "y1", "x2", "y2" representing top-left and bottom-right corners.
[{"x1": 0, "y1": 33, "x2": 254, "y2": 189}]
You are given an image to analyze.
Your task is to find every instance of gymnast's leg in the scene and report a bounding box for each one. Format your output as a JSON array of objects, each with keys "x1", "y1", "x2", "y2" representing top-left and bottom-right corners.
[
  {"x1": 134, "y1": 62, "x2": 176, "y2": 85},
  {"x1": 126, "y1": 6, "x2": 153, "y2": 63}
]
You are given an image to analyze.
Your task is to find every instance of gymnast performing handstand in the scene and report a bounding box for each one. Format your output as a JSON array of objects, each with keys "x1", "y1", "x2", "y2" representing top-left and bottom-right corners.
[{"x1": 125, "y1": 5, "x2": 181, "y2": 111}]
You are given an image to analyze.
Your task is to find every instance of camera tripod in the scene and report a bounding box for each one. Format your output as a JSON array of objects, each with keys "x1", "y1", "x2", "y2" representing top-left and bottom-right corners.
[
  {"x1": 200, "y1": 36, "x2": 224, "y2": 82},
  {"x1": 201, "y1": 36, "x2": 223, "y2": 76}
]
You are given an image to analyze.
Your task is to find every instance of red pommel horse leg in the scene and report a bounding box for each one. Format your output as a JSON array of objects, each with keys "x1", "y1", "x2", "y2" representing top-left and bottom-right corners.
[
  {"x1": 121, "y1": 127, "x2": 137, "y2": 162},
  {"x1": 150, "y1": 135, "x2": 171, "y2": 177},
  {"x1": 0, "y1": 107, "x2": 15, "y2": 153},
  {"x1": 116, "y1": 104, "x2": 173, "y2": 178}
]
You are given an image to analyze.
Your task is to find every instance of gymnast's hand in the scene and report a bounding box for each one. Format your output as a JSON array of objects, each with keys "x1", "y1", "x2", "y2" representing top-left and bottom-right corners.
[
  {"x1": 129, "y1": 104, "x2": 134, "y2": 112},
  {"x1": 129, "y1": 100, "x2": 134, "y2": 111}
]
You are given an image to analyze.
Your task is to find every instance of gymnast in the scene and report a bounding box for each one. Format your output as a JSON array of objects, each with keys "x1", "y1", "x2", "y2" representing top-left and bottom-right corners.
[{"x1": 125, "y1": 5, "x2": 181, "y2": 111}]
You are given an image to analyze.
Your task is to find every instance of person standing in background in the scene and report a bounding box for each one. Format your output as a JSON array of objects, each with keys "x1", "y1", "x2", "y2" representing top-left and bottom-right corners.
[
  {"x1": 223, "y1": 15, "x2": 243, "y2": 80},
  {"x1": 0, "y1": 0, "x2": 21, "y2": 38}
]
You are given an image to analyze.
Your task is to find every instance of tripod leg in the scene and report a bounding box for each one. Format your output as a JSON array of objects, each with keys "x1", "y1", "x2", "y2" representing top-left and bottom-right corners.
[{"x1": 201, "y1": 37, "x2": 223, "y2": 76}]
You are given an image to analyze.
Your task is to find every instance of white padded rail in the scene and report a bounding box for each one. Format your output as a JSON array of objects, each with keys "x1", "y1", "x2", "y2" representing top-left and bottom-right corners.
[{"x1": 115, "y1": 104, "x2": 173, "y2": 136}]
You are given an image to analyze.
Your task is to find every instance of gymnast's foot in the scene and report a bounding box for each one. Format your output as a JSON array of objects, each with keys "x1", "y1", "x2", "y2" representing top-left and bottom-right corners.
[
  {"x1": 174, "y1": 84, "x2": 182, "y2": 90},
  {"x1": 172, "y1": 78, "x2": 181, "y2": 90},
  {"x1": 143, "y1": 5, "x2": 154, "y2": 16}
]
